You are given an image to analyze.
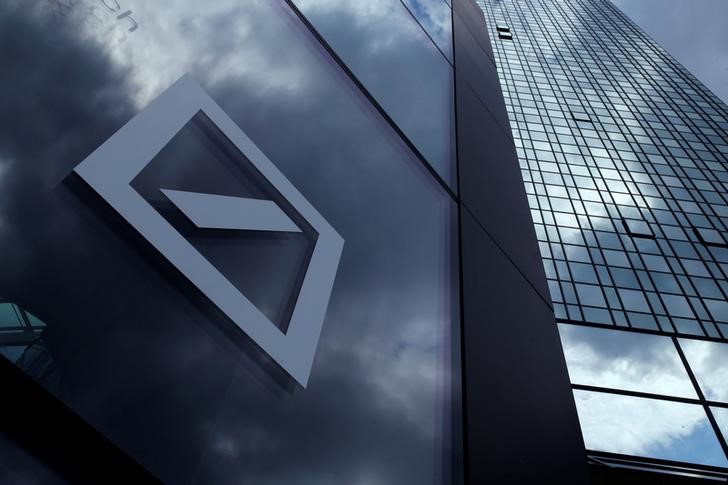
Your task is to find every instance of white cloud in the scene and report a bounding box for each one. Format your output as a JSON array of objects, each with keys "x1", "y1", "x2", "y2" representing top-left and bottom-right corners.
[
  {"x1": 559, "y1": 324, "x2": 697, "y2": 398},
  {"x1": 712, "y1": 407, "x2": 728, "y2": 438},
  {"x1": 297, "y1": 0, "x2": 424, "y2": 55},
  {"x1": 574, "y1": 390, "x2": 710, "y2": 457},
  {"x1": 679, "y1": 339, "x2": 728, "y2": 402},
  {"x1": 62, "y1": 0, "x2": 317, "y2": 108}
]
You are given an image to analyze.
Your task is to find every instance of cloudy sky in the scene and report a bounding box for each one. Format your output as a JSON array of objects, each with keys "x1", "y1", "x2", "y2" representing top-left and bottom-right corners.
[
  {"x1": 559, "y1": 324, "x2": 728, "y2": 467},
  {"x1": 610, "y1": 0, "x2": 728, "y2": 105}
]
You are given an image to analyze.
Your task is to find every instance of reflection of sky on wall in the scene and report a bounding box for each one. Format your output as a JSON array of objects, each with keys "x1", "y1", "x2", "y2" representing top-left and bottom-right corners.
[
  {"x1": 680, "y1": 339, "x2": 728, "y2": 403},
  {"x1": 83, "y1": 0, "x2": 456, "y2": 184},
  {"x1": 560, "y1": 323, "x2": 728, "y2": 466},
  {"x1": 400, "y1": 0, "x2": 453, "y2": 61},
  {"x1": 0, "y1": 1, "x2": 459, "y2": 483},
  {"x1": 559, "y1": 324, "x2": 696, "y2": 398},
  {"x1": 574, "y1": 390, "x2": 727, "y2": 467},
  {"x1": 293, "y1": 0, "x2": 455, "y2": 185},
  {"x1": 713, "y1": 407, "x2": 728, "y2": 444},
  {"x1": 513, "y1": 1, "x2": 728, "y2": 333}
]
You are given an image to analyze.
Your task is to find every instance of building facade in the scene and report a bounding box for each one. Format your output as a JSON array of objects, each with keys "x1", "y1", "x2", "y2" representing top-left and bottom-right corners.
[
  {"x1": 0, "y1": 0, "x2": 724, "y2": 483},
  {"x1": 478, "y1": 0, "x2": 728, "y2": 480}
]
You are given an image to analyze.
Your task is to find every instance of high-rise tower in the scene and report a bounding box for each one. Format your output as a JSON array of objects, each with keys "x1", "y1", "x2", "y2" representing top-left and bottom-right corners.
[{"x1": 479, "y1": 0, "x2": 728, "y2": 479}]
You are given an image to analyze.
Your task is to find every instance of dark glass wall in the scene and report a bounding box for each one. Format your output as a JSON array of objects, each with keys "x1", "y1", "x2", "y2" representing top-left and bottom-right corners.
[
  {"x1": 291, "y1": 0, "x2": 458, "y2": 187},
  {"x1": 0, "y1": 0, "x2": 461, "y2": 482}
]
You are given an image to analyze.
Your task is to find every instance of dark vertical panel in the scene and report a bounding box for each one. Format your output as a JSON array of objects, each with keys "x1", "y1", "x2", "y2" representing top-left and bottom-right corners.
[
  {"x1": 453, "y1": 0, "x2": 588, "y2": 482},
  {"x1": 453, "y1": 0, "x2": 495, "y2": 64},
  {"x1": 459, "y1": 211, "x2": 589, "y2": 483},
  {"x1": 453, "y1": 11, "x2": 512, "y2": 135},
  {"x1": 454, "y1": 60, "x2": 550, "y2": 303},
  {"x1": 453, "y1": 0, "x2": 549, "y2": 303}
]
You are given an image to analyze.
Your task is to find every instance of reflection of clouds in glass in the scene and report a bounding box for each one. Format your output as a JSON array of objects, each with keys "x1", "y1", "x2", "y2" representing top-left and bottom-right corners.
[
  {"x1": 559, "y1": 324, "x2": 697, "y2": 398},
  {"x1": 347, "y1": 313, "x2": 446, "y2": 437},
  {"x1": 712, "y1": 407, "x2": 728, "y2": 444},
  {"x1": 574, "y1": 390, "x2": 727, "y2": 467},
  {"x1": 297, "y1": 0, "x2": 423, "y2": 52},
  {"x1": 401, "y1": 0, "x2": 453, "y2": 59},
  {"x1": 80, "y1": 0, "x2": 316, "y2": 108},
  {"x1": 74, "y1": 0, "x2": 455, "y2": 184},
  {"x1": 489, "y1": 0, "x2": 723, "y2": 334},
  {"x1": 0, "y1": 1, "x2": 458, "y2": 483},
  {"x1": 293, "y1": 0, "x2": 455, "y2": 184},
  {"x1": 198, "y1": 305, "x2": 454, "y2": 484},
  {"x1": 680, "y1": 339, "x2": 728, "y2": 402}
]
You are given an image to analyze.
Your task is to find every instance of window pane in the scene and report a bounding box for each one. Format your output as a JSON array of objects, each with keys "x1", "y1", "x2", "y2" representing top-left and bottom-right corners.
[
  {"x1": 711, "y1": 407, "x2": 728, "y2": 444},
  {"x1": 559, "y1": 324, "x2": 697, "y2": 398},
  {"x1": 680, "y1": 339, "x2": 728, "y2": 402},
  {"x1": 574, "y1": 390, "x2": 727, "y2": 467},
  {"x1": 618, "y1": 288, "x2": 651, "y2": 312},
  {"x1": 0, "y1": 303, "x2": 22, "y2": 328}
]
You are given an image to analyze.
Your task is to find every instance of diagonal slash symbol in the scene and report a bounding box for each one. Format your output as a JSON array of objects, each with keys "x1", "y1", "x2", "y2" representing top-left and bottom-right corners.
[
  {"x1": 161, "y1": 190, "x2": 302, "y2": 233},
  {"x1": 73, "y1": 75, "x2": 344, "y2": 387}
]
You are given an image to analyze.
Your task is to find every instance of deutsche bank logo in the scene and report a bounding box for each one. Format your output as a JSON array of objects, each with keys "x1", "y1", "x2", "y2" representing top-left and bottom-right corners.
[{"x1": 74, "y1": 75, "x2": 343, "y2": 387}]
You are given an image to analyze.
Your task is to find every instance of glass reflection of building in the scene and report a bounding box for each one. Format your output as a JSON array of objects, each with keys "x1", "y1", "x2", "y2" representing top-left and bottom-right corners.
[
  {"x1": 479, "y1": 0, "x2": 728, "y2": 478},
  {"x1": 0, "y1": 303, "x2": 58, "y2": 389}
]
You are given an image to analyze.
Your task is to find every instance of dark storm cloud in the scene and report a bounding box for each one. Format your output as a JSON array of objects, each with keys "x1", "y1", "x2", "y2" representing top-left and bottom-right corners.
[
  {"x1": 0, "y1": 1, "x2": 459, "y2": 484},
  {"x1": 610, "y1": 0, "x2": 728, "y2": 105}
]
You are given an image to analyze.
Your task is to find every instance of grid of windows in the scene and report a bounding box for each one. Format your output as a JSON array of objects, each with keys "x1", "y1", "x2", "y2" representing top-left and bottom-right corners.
[
  {"x1": 481, "y1": 0, "x2": 728, "y2": 337},
  {"x1": 479, "y1": 0, "x2": 728, "y2": 473}
]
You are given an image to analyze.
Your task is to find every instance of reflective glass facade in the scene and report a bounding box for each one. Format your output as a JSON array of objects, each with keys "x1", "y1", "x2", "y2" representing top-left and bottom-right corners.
[
  {"x1": 0, "y1": 1, "x2": 466, "y2": 483},
  {"x1": 293, "y1": 0, "x2": 457, "y2": 187},
  {"x1": 480, "y1": 0, "x2": 728, "y2": 474}
]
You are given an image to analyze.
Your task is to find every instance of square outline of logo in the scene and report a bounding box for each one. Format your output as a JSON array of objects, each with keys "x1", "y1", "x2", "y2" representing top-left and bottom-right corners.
[{"x1": 74, "y1": 75, "x2": 344, "y2": 387}]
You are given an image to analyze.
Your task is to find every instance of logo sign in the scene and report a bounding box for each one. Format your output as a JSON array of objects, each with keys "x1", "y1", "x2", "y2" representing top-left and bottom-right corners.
[{"x1": 74, "y1": 75, "x2": 343, "y2": 387}]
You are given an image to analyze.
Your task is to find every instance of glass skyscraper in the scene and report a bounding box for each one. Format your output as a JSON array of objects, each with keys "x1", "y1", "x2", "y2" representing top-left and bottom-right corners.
[{"x1": 479, "y1": 0, "x2": 728, "y2": 477}]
